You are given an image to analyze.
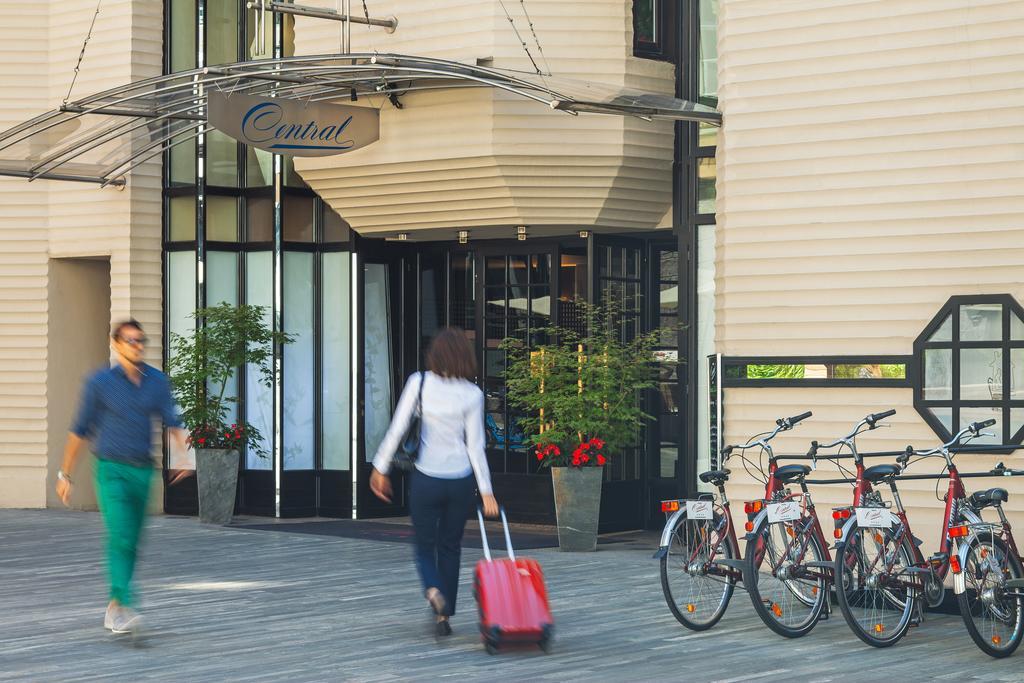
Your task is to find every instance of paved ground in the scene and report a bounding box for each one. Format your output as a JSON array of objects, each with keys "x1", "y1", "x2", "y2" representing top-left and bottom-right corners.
[{"x1": 2, "y1": 509, "x2": 1022, "y2": 683}]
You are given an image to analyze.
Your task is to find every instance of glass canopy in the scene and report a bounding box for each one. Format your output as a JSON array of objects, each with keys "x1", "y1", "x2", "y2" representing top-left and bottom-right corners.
[{"x1": 0, "y1": 53, "x2": 721, "y2": 186}]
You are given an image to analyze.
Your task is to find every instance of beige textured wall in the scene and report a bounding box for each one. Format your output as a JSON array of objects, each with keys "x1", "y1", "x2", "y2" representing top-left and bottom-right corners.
[
  {"x1": 291, "y1": 0, "x2": 677, "y2": 237},
  {"x1": 716, "y1": 0, "x2": 1024, "y2": 553},
  {"x1": 0, "y1": 0, "x2": 164, "y2": 508}
]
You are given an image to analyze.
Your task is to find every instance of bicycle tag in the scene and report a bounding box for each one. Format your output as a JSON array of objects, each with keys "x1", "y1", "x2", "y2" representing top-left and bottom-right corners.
[
  {"x1": 766, "y1": 501, "x2": 801, "y2": 523},
  {"x1": 855, "y1": 507, "x2": 888, "y2": 528},
  {"x1": 685, "y1": 500, "x2": 713, "y2": 520}
]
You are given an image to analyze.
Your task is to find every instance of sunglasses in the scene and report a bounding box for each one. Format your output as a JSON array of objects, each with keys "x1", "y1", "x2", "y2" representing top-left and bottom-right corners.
[{"x1": 118, "y1": 336, "x2": 148, "y2": 347}]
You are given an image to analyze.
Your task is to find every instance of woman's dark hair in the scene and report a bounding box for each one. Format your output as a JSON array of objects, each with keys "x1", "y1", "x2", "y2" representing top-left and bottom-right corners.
[{"x1": 426, "y1": 328, "x2": 477, "y2": 381}]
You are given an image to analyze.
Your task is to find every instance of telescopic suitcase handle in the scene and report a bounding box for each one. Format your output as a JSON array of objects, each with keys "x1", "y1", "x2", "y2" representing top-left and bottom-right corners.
[{"x1": 477, "y1": 506, "x2": 516, "y2": 563}]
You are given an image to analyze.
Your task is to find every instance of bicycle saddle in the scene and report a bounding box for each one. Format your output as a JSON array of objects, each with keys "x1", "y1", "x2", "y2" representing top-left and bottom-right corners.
[
  {"x1": 773, "y1": 464, "x2": 811, "y2": 483},
  {"x1": 863, "y1": 464, "x2": 900, "y2": 483},
  {"x1": 969, "y1": 487, "x2": 1008, "y2": 509},
  {"x1": 699, "y1": 469, "x2": 731, "y2": 484}
]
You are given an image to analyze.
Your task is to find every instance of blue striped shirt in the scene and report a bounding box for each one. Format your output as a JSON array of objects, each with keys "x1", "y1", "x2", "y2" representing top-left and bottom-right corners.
[{"x1": 71, "y1": 363, "x2": 183, "y2": 466}]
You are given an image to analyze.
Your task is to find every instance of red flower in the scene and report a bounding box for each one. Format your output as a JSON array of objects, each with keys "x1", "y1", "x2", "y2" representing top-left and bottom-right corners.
[
  {"x1": 536, "y1": 450, "x2": 544, "y2": 461},
  {"x1": 198, "y1": 437, "x2": 206, "y2": 445},
  {"x1": 597, "y1": 454, "x2": 607, "y2": 466},
  {"x1": 582, "y1": 454, "x2": 590, "y2": 463},
  {"x1": 592, "y1": 438, "x2": 605, "y2": 449},
  {"x1": 581, "y1": 442, "x2": 590, "y2": 451},
  {"x1": 550, "y1": 445, "x2": 561, "y2": 456}
]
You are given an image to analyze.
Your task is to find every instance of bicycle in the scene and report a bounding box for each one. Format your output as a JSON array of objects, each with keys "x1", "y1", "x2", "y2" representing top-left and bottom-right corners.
[
  {"x1": 654, "y1": 411, "x2": 813, "y2": 630},
  {"x1": 742, "y1": 409, "x2": 898, "y2": 638},
  {"x1": 832, "y1": 418, "x2": 1023, "y2": 651}
]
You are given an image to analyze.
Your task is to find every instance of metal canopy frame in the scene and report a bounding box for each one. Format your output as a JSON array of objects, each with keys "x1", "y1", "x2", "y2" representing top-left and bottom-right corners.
[{"x1": 0, "y1": 53, "x2": 721, "y2": 187}]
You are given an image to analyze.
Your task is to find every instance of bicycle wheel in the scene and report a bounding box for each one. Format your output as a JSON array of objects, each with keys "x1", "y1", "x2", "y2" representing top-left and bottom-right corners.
[
  {"x1": 744, "y1": 514, "x2": 828, "y2": 638},
  {"x1": 957, "y1": 534, "x2": 1024, "y2": 658},
  {"x1": 661, "y1": 511, "x2": 737, "y2": 630},
  {"x1": 834, "y1": 519, "x2": 917, "y2": 647}
]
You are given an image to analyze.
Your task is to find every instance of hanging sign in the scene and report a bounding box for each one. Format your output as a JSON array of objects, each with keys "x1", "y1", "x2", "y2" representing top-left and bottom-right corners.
[{"x1": 208, "y1": 91, "x2": 379, "y2": 157}]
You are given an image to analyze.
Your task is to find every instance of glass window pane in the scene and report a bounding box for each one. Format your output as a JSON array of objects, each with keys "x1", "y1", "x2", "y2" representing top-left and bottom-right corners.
[
  {"x1": 169, "y1": 195, "x2": 196, "y2": 241},
  {"x1": 959, "y1": 407, "x2": 1000, "y2": 444},
  {"x1": 283, "y1": 195, "x2": 314, "y2": 242},
  {"x1": 923, "y1": 349, "x2": 952, "y2": 399},
  {"x1": 284, "y1": 156, "x2": 309, "y2": 188},
  {"x1": 246, "y1": 1, "x2": 274, "y2": 60},
  {"x1": 169, "y1": 139, "x2": 195, "y2": 185},
  {"x1": 634, "y1": 0, "x2": 655, "y2": 43},
  {"x1": 611, "y1": 247, "x2": 623, "y2": 277},
  {"x1": 698, "y1": 0, "x2": 719, "y2": 104},
  {"x1": 245, "y1": 251, "x2": 273, "y2": 470},
  {"x1": 698, "y1": 121, "x2": 718, "y2": 148},
  {"x1": 530, "y1": 287, "x2": 551, "y2": 323},
  {"x1": 246, "y1": 196, "x2": 273, "y2": 241},
  {"x1": 485, "y1": 256, "x2": 505, "y2": 286},
  {"x1": 697, "y1": 157, "x2": 716, "y2": 214},
  {"x1": 508, "y1": 255, "x2": 528, "y2": 286},
  {"x1": 450, "y1": 252, "x2": 476, "y2": 335},
  {"x1": 207, "y1": 251, "x2": 239, "y2": 425},
  {"x1": 960, "y1": 348, "x2": 1003, "y2": 400},
  {"x1": 1011, "y1": 348, "x2": 1023, "y2": 400},
  {"x1": 659, "y1": 249, "x2": 678, "y2": 283},
  {"x1": 364, "y1": 263, "x2": 393, "y2": 462},
  {"x1": 927, "y1": 406, "x2": 953, "y2": 435},
  {"x1": 246, "y1": 146, "x2": 273, "y2": 187},
  {"x1": 206, "y1": 195, "x2": 238, "y2": 242},
  {"x1": 322, "y1": 252, "x2": 352, "y2": 470},
  {"x1": 207, "y1": 0, "x2": 238, "y2": 66},
  {"x1": 324, "y1": 205, "x2": 351, "y2": 242},
  {"x1": 960, "y1": 303, "x2": 1002, "y2": 342},
  {"x1": 928, "y1": 314, "x2": 952, "y2": 342},
  {"x1": 659, "y1": 282, "x2": 678, "y2": 314},
  {"x1": 284, "y1": 252, "x2": 314, "y2": 470},
  {"x1": 170, "y1": 0, "x2": 196, "y2": 72},
  {"x1": 1012, "y1": 312, "x2": 1024, "y2": 340},
  {"x1": 1012, "y1": 408, "x2": 1024, "y2": 440},
  {"x1": 206, "y1": 129, "x2": 238, "y2": 187},
  {"x1": 421, "y1": 251, "x2": 446, "y2": 360},
  {"x1": 530, "y1": 254, "x2": 551, "y2": 285},
  {"x1": 167, "y1": 250, "x2": 196, "y2": 470},
  {"x1": 626, "y1": 249, "x2": 640, "y2": 279}
]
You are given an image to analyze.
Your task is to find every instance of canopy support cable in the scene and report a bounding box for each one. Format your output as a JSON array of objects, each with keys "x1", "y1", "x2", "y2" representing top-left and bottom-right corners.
[{"x1": 63, "y1": 0, "x2": 103, "y2": 108}]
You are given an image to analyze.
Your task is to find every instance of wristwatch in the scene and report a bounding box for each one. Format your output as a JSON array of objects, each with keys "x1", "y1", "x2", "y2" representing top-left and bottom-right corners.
[{"x1": 57, "y1": 470, "x2": 73, "y2": 484}]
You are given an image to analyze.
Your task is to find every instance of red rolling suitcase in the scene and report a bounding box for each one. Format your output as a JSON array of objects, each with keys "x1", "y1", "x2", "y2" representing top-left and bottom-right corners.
[{"x1": 473, "y1": 507, "x2": 554, "y2": 654}]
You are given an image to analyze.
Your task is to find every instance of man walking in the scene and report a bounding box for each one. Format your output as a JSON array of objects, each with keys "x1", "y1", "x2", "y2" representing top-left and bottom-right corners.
[{"x1": 55, "y1": 319, "x2": 191, "y2": 636}]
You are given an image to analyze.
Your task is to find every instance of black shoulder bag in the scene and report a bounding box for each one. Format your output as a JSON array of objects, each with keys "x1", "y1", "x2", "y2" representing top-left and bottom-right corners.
[{"x1": 391, "y1": 372, "x2": 424, "y2": 472}]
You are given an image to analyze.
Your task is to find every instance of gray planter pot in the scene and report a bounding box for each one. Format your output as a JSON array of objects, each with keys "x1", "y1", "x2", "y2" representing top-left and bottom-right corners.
[
  {"x1": 196, "y1": 448, "x2": 239, "y2": 525},
  {"x1": 550, "y1": 466, "x2": 603, "y2": 552}
]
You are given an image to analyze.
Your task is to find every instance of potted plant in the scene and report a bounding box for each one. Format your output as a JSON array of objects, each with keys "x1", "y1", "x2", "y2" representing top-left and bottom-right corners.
[
  {"x1": 168, "y1": 303, "x2": 293, "y2": 524},
  {"x1": 504, "y1": 301, "x2": 662, "y2": 551}
]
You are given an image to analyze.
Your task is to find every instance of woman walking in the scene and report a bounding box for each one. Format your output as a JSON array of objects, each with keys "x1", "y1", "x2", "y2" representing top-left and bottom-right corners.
[{"x1": 370, "y1": 328, "x2": 498, "y2": 636}]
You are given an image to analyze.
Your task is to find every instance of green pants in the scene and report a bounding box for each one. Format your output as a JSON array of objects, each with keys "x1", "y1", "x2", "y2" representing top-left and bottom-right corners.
[{"x1": 95, "y1": 459, "x2": 153, "y2": 606}]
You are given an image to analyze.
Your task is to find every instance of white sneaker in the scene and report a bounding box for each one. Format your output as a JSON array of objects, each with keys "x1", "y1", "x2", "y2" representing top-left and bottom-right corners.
[
  {"x1": 110, "y1": 606, "x2": 143, "y2": 635},
  {"x1": 104, "y1": 604, "x2": 118, "y2": 630}
]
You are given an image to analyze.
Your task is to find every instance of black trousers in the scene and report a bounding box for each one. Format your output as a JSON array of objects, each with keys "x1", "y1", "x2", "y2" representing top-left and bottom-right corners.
[{"x1": 409, "y1": 469, "x2": 475, "y2": 616}]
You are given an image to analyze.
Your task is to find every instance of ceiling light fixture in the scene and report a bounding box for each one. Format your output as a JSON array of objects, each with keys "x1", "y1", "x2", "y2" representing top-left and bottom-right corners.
[
  {"x1": 457, "y1": 230, "x2": 469, "y2": 244},
  {"x1": 517, "y1": 225, "x2": 528, "y2": 241},
  {"x1": 578, "y1": 230, "x2": 590, "y2": 239}
]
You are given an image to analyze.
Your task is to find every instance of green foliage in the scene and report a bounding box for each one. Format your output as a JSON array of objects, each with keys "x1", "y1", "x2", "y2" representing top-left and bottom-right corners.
[
  {"x1": 502, "y1": 300, "x2": 665, "y2": 465},
  {"x1": 167, "y1": 303, "x2": 294, "y2": 456},
  {"x1": 746, "y1": 364, "x2": 806, "y2": 379}
]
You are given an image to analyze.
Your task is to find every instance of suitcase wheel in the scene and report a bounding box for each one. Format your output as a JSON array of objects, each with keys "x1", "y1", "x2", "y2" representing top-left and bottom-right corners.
[
  {"x1": 538, "y1": 638, "x2": 551, "y2": 654},
  {"x1": 484, "y1": 641, "x2": 499, "y2": 656}
]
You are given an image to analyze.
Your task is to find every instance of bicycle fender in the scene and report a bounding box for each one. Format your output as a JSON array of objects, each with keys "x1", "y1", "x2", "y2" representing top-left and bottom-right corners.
[
  {"x1": 834, "y1": 510, "x2": 904, "y2": 546},
  {"x1": 655, "y1": 508, "x2": 689, "y2": 557},
  {"x1": 951, "y1": 511, "x2": 987, "y2": 596},
  {"x1": 743, "y1": 508, "x2": 770, "y2": 541}
]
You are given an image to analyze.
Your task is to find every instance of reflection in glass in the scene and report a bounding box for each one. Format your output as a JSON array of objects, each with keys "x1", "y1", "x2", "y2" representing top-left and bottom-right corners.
[
  {"x1": 206, "y1": 195, "x2": 238, "y2": 242},
  {"x1": 928, "y1": 314, "x2": 952, "y2": 342},
  {"x1": 697, "y1": 157, "x2": 716, "y2": 214},
  {"x1": 170, "y1": 0, "x2": 196, "y2": 72},
  {"x1": 960, "y1": 348, "x2": 1003, "y2": 400},
  {"x1": 485, "y1": 256, "x2": 505, "y2": 286},
  {"x1": 927, "y1": 406, "x2": 953, "y2": 435},
  {"x1": 634, "y1": 0, "x2": 655, "y2": 43},
  {"x1": 698, "y1": 121, "x2": 718, "y2": 148},
  {"x1": 284, "y1": 195, "x2": 314, "y2": 242},
  {"x1": 1013, "y1": 312, "x2": 1024, "y2": 341},
  {"x1": 284, "y1": 252, "x2": 314, "y2": 470},
  {"x1": 364, "y1": 263, "x2": 392, "y2": 462},
  {"x1": 247, "y1": 197, "x2": 273, "y2": 241},
  {"x1": 530, "y1": 254, "x2": 551, "y2": 284},
  {"x1": 169, "y1": 196, "x2": 196, "y2": 241},
  {"x1": 1012, "y1": 408, "x2": 1024, "y2": 441},
  {"x1": 245, "y1": 252, "x2": 273, "y2": 470},
  {"x1": 167, "y1": 251, "x2": 196, "y2": 470},
  {"x1": 207, "y1": 251, "x2": 239, "y2": 424},
  {"x1": 959, "y1": 407, "x2": 1000, "y2": 444},
  {"x1": 1011, "y1": 349, "x2": 1023, "y2": 400},
  {"x1": 207, "y1": 0, "x2": 238, "y2": 66},
  {"x1": 698, "y1": 0, "x2": 718, "y2": 104},
  {"x1": 169, "y1": 139, "x2": 195, "y2": 185},
  {"x1": 960, "y1": 303, "x2": 1002, "y2": 342},
  {"x1": 508, "y1": 255, "x2": 528, "y2": 286},
  {"x1": 530, "y1": 287, "x2": 551, "y2": 322},
  {"x1": 324, "y1": 205, "x2": 350, "y2": 242},
  {"x1": 246, "y1": 146, "x2": 273, "y2": 187},
  {"x1": 659, "y1": 250, "x2": 678, "y2": 282},
  {"x1": 322, "y1": 253, "x2": 351, "y2": 470},
  {"x1": 923, "y1": 349, "x2": 952, "y2": 399},
  {"x1": 206, "y1": 129, "x2": 238, "y2": 187}
]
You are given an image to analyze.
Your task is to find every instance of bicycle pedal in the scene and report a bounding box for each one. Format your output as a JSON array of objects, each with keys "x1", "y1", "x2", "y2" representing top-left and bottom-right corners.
[{"x1": 927, "y1": 552, "x2": 947, "y2": 568}]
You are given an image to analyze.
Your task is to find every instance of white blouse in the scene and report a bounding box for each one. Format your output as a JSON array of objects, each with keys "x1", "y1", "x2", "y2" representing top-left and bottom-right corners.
[{"x1": 371, "y1": 371, "x2": 493, "y2": 495}]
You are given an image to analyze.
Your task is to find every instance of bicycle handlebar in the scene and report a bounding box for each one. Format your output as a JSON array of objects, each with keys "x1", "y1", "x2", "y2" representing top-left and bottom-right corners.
[
  {"x1": 901, "y1": 420, "x2": 999, "y2": 468},
  {"x1": 866, "y1": 409, "x2": 896, "y2": 427},
  {"x1": 720, "y1": 411, "x2": 813, "y2": 460},
  {"x1": 777, "y1": 411, "x2": 812, "y2": 429}
]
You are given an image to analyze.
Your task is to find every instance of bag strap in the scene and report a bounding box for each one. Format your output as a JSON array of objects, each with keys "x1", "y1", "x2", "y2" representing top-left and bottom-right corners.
[
  {"x1": 476, "y1": 506, "x2": 515, "y2": 563},
  {"x1": 416, "y1": 371, "x2": 424, "y2": 416}
]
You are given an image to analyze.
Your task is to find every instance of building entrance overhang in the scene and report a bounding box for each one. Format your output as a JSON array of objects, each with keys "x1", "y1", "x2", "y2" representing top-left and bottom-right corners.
[{"x1": 0, "y1": 53, "x2": 720, "y2": 188}]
